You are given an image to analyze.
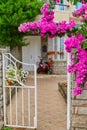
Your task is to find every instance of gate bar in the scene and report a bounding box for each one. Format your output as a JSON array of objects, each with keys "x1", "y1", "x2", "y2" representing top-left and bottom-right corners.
[
  {"x1": 22, "y1": 88, "x2": 24, "y2": 126},
  {"x1": 16, "y1": 87, "x2": 18, "y2": 125},
  {"x1": 10, "y1": 88, "x2": 12, "y2": 125},
  {"x1": 28, "y1": 88, "x2": 30, "y2": 126},
  {"x1": 3, "y1": 54, "x2": 6, "y2": 125},
  {"x1": 34, "y1": 65, "x2": 37, "y2": 128}
]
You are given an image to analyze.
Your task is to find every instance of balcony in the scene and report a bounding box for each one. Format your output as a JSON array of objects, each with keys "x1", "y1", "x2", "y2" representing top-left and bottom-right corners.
[
  {"x1": 35, "y1": 0, "x2": 75, "y2": 22},
  {"x1": 49, "y1": 0, "x2": 70, "y2": 11}
]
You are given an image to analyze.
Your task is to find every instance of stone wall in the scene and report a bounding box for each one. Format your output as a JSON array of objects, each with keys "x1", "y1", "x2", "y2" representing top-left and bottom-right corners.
[
  {"x1": 71, "y1": 50, "x2": 87, "y2": 130},
  {"x1": 53, "y1": 60, "x2": 67, "y2": 75},
  {"x1": 71, "y1": 74, "x2": 87, "y2": 130},
  {"x1": 0, "y1": 48, "x2": 9, "y2": 129},
  {"x1": 0, "y1": 51, "x2": 3, "y2": 129}
]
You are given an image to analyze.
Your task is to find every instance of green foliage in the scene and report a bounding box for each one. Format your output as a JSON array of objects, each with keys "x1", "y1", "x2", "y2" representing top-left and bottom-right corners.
[
  {"x1": 1, "y1": 127, "x2": 12, "y2": 130},
  {"x1": 68, "y1": 22, "x2": 87, "y2": 49},
  {"x1": 67, "y1": 0, "x2": 81, "y2": 5},
  {"x1": 0, "y1": 0, "x2": 44, "y2": 47},
  {"x1": 67, "y1": 0, "x2": 87, "y2": 5},
  {"x1": 82, "y1": 42, "x2": 87, "y2": 49}
]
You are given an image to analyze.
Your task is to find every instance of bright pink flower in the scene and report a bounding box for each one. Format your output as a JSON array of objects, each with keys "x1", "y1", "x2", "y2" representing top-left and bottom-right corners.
[
  {"x1": 18, "y1": 23, "x2": 30, "y2": 33},
  {"x1": 73, "y1": 87, "x2": 83, "y2": 96},
  {"x1": 73, "y1": 3, "x2": 87, "y2": 18},
  {"x1": 83, "y1": 14, "x2": 87, "y2": 20},
  {"x1": 64, "y1": 36, "x2": 81, "y2": 52},
  {"x1": 66, "y1": 20, "x2": 76, "y2": 31},
  {"x1": 56, "y1": 0, "x2": 60, "y2": 3}
]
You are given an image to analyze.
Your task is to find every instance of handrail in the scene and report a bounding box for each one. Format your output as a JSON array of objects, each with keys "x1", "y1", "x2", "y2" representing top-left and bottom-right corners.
[{"x1": 4, "y1": 53, "x2": 36, "y2": 66}]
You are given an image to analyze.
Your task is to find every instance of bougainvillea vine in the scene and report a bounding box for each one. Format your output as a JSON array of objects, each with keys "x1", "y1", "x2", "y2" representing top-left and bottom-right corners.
[
  {"x1": 64, "y1": 3, "x2": 87, "y2": 96},
  {"x1": 18, "y1": 3, "x2": 76, "y2": 38},
  {"x1": 18, "y1": 2, "x2": 87, "y2": 96}
]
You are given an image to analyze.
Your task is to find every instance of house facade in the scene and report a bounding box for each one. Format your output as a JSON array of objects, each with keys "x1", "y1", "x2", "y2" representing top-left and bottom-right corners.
[{"x1": 22, "y1": 1, "x2": 75, "y2": 74}]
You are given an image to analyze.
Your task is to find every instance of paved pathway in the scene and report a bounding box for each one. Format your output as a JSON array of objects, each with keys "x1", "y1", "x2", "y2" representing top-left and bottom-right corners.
[{"x1": 8, "y1": 74, "x2": 67, "y2": 130}]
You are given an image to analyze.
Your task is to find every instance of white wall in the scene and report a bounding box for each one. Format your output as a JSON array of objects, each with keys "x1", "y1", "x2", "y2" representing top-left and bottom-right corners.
[{"x1": 22, "y1": 36, "x2": 41, "y2": 70}]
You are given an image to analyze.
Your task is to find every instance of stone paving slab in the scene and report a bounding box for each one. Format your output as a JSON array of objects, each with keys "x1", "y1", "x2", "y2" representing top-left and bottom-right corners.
[{"x1": 7, "y1": 74, "x2": 67, "y2": 130}]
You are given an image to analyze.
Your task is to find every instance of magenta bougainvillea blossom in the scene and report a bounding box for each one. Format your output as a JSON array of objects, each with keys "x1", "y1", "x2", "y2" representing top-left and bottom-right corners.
[
  {"x1": 64, "y1": 3, "x2": 87, "y2": 96},
  {"x1": 64, "y1": 33, "x2": 87, "y2": 96},
  {"x1": 50, "y1": 0, "x2": 60, "y2": 3},
  {"x1": 18, "y1": 3, "x2": 76, "y2": 38},
  {"x1": 18, "y1": 22, "x2": 40, "y2": 33},
  {"x1": 64, "y1": 34, "x2": 84, "y2": 53},
  {"x1": 73, "y1": 3, "x2": 87, "y2": 21},
  {"x1": 56, "y1": 0, "x2": 60, "y2": 3},
  {"x1": 73, "y1": 87, "x2": 83, "y2": 96}
]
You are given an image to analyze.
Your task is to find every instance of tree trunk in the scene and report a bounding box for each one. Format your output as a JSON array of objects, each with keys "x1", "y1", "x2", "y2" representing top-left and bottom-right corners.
[
  {"x1": 10, "y1": 46, "x2": 22, "y2": 68},
  {"x1": 10, "y1": 46, "x2": 22, "y2": 61}
]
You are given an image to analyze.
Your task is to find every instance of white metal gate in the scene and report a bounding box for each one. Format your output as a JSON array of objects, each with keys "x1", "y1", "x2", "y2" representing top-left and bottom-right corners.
[{"x1": 3, "y1": 53, "x2": 37, "y2": 129}]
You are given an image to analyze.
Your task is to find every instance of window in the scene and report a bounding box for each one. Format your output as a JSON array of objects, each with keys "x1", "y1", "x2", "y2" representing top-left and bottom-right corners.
[
  {"x1": 53, "y1": 37, "x2": 66, "y2": 60},
  {"x1": 60, "y1": 37, "x2": 64, "y2": 59},
  {"x1": 75, "y1": 2, "x2": 82, "y2": 9},
  {"x1": 54, "y1": 37, "x2": 58, "y2": 59},
  {"x1": 54, "y1": 0, "x2": 69, "y2": 11},
  {"x1": 59, "y1": 0, "x2": 64, "y2": 10}
]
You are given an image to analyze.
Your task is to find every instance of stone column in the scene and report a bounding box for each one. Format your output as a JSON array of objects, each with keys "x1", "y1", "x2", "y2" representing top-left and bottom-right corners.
[
  {"x1": 0, "y1": 48, "x2": 9, "y2": 129},
  {"x1": 71, "y1": 49, "x2": 87, "y2": 130}
]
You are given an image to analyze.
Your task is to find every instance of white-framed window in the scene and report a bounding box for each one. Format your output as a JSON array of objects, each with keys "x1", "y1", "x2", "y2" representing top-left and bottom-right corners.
[
  {"x1": 54, "y1": 0, "x2": 69, "y2": 11},
  {"x1": 48, "y1": 37, "x2": 67, "y2": 61}
]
